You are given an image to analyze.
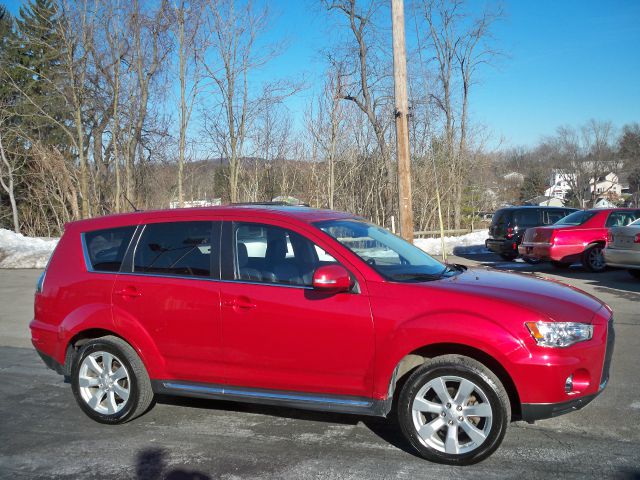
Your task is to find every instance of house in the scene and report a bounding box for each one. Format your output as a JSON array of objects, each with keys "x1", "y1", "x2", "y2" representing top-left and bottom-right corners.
[
  {"x1": 169, "y1": 198, "x2": 222, "y2": 209},
  {"x1": 544, "y1": 170, "x2": 575, "y2": 201},
  {"x1": 590, "y1": 172, "x2": 622, "y2": 197}
]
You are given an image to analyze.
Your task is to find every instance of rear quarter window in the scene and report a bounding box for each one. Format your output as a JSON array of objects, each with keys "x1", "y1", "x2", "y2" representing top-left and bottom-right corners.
[
  {"x1": 84, "y1": 226, "x2": 136, "y2": 272},
  {"x1": 513, "y1": 209, "x2": 539, "y2": 227}
]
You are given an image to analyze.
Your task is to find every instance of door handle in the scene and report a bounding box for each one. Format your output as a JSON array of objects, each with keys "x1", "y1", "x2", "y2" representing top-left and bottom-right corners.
[
  {"x1": 115, "y1": 286, "x2": 142, "y2": 298},
  {"x1": 223, "y1": 296, "x2": 256, "y2": 309}
]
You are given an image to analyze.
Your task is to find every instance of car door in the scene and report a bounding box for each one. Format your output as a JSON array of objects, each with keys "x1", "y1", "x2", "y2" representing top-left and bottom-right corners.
[
  {"x1": 219, "y1": 220, "x2": 375, "y2": 398},
  {"x1": 112, "y1": 219, "x2": 224, "y2": 384}
]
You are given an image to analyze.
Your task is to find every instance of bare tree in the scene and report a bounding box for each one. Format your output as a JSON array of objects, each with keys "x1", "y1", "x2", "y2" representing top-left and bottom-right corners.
[
  {"x1": 416, "y1": 0, "x2": 502, "y2": 228},
  {"x1": 170, "y1": 0, "x2": 206, "y2": 207},
  {"x1": 323, "y1": 0, "x2": 395, "y2": 225},
  {"x1": 0, "y1": 119, "x2": 19, "y2": 232},
  {"x1": 123, "y1": 0, "x2": 171, "y2": 207},
  {"x1": 307, "y1": 66, "x2": 346, "y2": 209}
]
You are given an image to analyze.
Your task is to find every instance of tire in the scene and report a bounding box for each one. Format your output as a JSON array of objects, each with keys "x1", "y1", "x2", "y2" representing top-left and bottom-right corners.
[
  {"x1": 551, "y1": 261, "x2": 571, "y2": 269},
  {"x1": 628, "y1": 269, "x2": 640, "y2": 280},
  {"x1": 71, "y1": 335, "x2": 154, "y2": 424},
  {"x1": 499, "y1": 253, "x2": 517, "y2": 261},
  {"x1": 582, "y1": 244, "x2": 606, "y2": 273},
  {"x1": 397, "y1": 355, "x2": 510, "y2": 465},
  {"x1": 522, "y1": 256, "x2": 542, "y2": 265}
]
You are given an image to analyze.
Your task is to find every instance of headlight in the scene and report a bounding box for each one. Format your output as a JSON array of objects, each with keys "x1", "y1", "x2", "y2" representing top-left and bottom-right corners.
[{"x1": 525, "y1": 321, "x2": 593, "y2": 348}]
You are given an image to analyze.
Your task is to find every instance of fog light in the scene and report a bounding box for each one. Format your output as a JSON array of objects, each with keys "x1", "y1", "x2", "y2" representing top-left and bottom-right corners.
[{"x1": 565, "y1": 374, "x2": 574, "y2": 393}]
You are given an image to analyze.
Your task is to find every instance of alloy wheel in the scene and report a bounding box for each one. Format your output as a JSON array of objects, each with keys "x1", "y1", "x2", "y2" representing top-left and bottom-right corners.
[
  {"x1": 411, "y1": 375, "x2": 493, "y2": 455},
  {"x1": 78, "y1": 351, "x2": 130, "y2": 415}
]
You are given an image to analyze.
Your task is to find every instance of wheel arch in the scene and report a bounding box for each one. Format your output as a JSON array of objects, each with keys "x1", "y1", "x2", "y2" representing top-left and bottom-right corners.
[
  {"x1": 387, "y1": 343, "x2": 522, "y2": 420},
  {"x1": 60, "y1": 308, "x2": 168, "y2": 380}
]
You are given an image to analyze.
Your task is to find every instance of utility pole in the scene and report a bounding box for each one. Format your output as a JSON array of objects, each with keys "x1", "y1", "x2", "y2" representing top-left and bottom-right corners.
[{"x1": 391, "y1": 0, "x2": 414, "y2": 242}]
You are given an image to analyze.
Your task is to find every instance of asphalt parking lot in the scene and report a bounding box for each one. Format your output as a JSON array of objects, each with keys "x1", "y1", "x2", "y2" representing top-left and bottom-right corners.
[{"x1": 1, "y1": 258, "x2": 639, "y2": 479}]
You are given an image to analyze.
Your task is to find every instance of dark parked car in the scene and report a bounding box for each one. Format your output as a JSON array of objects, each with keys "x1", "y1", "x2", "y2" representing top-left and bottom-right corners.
[{"x1": 486, "y1": 206, "x2": 577, "y2": 261}]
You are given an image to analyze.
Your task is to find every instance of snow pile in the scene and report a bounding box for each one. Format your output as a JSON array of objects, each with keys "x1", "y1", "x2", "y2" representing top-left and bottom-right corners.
[
  {"x1": 0, "y1": 229, "x2": 59, "y2": 269},
  {"x1": 414, "y1": 229, "x2": 489, "y2": 256}
]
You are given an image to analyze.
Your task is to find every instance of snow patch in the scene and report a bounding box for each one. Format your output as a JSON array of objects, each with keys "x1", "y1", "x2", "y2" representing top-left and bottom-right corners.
[
  {"x1": 0, "y1": 229, "x2": 59, "y2": 269},
  {"x1": 414, "y1": 229, "x2": 489, "y2": 256}
]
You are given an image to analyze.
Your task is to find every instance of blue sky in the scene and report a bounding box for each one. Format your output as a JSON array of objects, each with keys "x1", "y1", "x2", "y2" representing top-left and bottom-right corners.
[{"x1": 4, "y1": 0, "x2": 639, "y2": 148}]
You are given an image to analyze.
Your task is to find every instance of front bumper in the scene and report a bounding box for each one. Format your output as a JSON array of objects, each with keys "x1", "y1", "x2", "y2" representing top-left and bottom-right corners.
[
  {"x1": 519, "y1": 313, "x2": 614, "y2": 422},
  {"x1": 521, "y1": 394, "x2": 597, "y2": 422},
  {"x1": 603, "y1": 247, "x2": 640, "y2": 269}
]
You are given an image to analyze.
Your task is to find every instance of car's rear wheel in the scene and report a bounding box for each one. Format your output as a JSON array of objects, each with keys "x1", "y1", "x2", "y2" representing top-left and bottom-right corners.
[
  {"x1": 551, "y1": 260, "x2": 571, "y2": 269},
  {"x1": 582, "y1": 244, "x2": 606, "y2": 273},
  {"x1": 628, "y1": 269, "x2": 640, "y2": 280},
  {"x1": 71, "y1": 335, "x2": 154, "y2": 424},
  {"x1": 397, "y1": 355, "x2": 510, "y2": 465}
]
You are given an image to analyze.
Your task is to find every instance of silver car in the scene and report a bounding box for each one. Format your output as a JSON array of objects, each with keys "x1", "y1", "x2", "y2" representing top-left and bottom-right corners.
[{"x1": 604, "y1": 218, "x2": 640, "y2": 279}]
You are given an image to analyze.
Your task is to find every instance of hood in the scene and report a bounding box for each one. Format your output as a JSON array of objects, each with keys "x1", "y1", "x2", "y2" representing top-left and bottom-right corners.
[{"x1": 436, "y1": 267, "x2": 604, "y2": 323}]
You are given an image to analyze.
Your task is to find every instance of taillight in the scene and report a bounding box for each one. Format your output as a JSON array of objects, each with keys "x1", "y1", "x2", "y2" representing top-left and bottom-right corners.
[
  {"x1": 506, "y1": 227, "x2": 514, "y2": 239},
  {"x1": 635, "y1": 233, "x2": 640, "y2": 244},
  {"x1": 607, "y1": 231, "x2": 614, "y2": 243}
]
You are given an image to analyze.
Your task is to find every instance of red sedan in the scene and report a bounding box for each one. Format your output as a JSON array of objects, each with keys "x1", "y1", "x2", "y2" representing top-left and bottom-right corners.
[
  {"x1": 31, "y1": 205, "x2": 613, "y2": 465},
  {"x1": 519, "y1": 208, "x2": 640, "y2": 272}
]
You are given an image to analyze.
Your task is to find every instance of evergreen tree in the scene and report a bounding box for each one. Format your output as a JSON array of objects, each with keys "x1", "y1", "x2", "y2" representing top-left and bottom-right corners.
[
  {"x1": 519, "y1": 168, "x2": 548, "y2": 203},
  {"x1": 11, "y1": 0, "x2": 69, "y2": 146}
]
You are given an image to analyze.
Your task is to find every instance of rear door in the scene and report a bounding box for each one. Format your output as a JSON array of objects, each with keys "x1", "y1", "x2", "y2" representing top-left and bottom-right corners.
[
  {"x1": 218, "y1": 220, "x2": 375, "y2": 398},
  {"x1": 112, "y1": 220, "x2": 224, "y2": 384}
]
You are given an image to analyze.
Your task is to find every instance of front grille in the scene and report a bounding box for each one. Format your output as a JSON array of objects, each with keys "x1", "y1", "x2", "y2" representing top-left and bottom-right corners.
[{"x1": 600, "y1": 316, "x2": 615, "y2": 389}]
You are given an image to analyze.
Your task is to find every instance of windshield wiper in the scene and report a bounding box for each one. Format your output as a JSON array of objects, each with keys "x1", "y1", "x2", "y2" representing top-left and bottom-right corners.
[{"x1": 392, "y1": 272, "x2": 444, "y2": 281}]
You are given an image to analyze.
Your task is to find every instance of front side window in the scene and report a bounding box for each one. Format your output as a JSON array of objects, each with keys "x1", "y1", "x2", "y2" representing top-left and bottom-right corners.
[
  {"x1": 316, "y1": 219, "x2": 459, "y2": 282},
  {"x1": 84, "y1": 226, "x2": 136, "y2": 272},
  {"x1": 234, "y1": 223, "x2": 336, "y2": 286},
  {"x1": 134, "y1": 222, "x2": 213, "y2": 277}
]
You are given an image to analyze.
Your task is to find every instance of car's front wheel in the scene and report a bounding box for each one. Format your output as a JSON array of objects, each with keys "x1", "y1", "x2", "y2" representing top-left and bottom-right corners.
[
  {"x1": 71, "y1": 335, "x2": 154, "y2": 424},
  {"x1": 397, "y1": 355, "x2": 510, "y2": 465}
]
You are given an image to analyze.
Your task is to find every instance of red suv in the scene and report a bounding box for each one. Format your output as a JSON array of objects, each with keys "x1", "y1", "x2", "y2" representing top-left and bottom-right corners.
[
  {"x1": 519, "y1": 208, "x2": 640, "y2": 272},
  {"x1": 31, "y1": 206, "x2": 614, "y2": 465}
]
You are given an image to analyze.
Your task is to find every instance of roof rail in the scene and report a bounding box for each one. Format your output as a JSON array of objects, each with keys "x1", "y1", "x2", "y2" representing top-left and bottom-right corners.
[{"x1": 231, "y1": 201, "x2": 310, "y2": 207}]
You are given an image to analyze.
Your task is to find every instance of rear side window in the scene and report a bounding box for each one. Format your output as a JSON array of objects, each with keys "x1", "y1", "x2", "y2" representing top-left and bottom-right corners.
[
  {"x1": 513, "y1": 209, "x2": 539, "y2": 227},
  {"x1": 134, "y1": 222, "x2": 213, "y2": 277},
  {"x1": 542, "y1": 210, "x2": 570, "y2": 225},
  {"x1": 84, "y1": 226, "x2": 136, "y2": 272}
]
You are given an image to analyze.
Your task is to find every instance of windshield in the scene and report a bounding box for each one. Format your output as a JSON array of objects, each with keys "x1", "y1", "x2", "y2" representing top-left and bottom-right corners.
[
  {"x1": 555, "y1": 210, "x2": 596, "y2": 226},
  {"x1": 315, "y1": 219, "x2": 461, "y2": 282}
]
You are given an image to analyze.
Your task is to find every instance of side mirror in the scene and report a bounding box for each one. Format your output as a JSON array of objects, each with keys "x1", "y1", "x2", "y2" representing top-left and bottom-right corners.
[{"x1": 312, "y1": 265, "x2": 352, "y2": 293}]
